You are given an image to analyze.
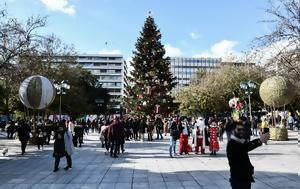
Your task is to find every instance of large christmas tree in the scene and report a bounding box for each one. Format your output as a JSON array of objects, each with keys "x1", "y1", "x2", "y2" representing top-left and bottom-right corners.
[{"x1": 123, "y1": 14, "x2": 177, "y2": 117}]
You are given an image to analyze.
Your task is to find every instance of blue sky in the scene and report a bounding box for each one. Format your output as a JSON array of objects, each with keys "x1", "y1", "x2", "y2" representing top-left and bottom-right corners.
[{"x1": 5, "y1": 0, "x2": 270, "y2": 60}]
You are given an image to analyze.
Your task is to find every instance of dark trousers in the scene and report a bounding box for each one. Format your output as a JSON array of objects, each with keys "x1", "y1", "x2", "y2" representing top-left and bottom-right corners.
[
  {"x1": 20, "y1": 140, "x2": 28, "y2": 154},
  {"x1": 45, "y1": 134, "x2": 51, "y2": 145},
  {"x1": 37, "y1": 137, "x2": 44, "y2": 149},
  {"x1": 230, "y1": 178, "x2": 251, "y2": 189},
  {"x1": 110, "y1": 139, "x2": 120, "y2": 157},
  {"x1": 148, "y1": 133, "x2": 153, "y2": 141},
  {"x1": 156, "y1": 127, "x2": 163, "y2": 139},
  {"x1": 133, "y1": 130, "x2": 138, "y2": 140},
  {"x1": 54, "y1": 154, "x2": 72, "y2": 170},
  {"x1": 7, "y1": 132, "x2": 14, "y2": 139}
]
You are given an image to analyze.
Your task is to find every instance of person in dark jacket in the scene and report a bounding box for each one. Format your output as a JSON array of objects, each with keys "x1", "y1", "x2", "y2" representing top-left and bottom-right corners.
[
  {"x1": 169, "y1": 117, "x2": 180, "y2": 157},
  {"x1": 74, "y1": 122, "x2": 84, "y2": 147},
  {"x1": 53, "y1": 130, "x2": 65, "y2": 172},
  {"x1": 17, "y1": 120, "x2": 31, "y2": 155},
  {"x1": 139, "y1": 118, "x2": 146, "y2": 141},
  {"x1": 155, "y1": 116, "x2": 164, "y2": 140},
  {"x1": 132, "y1": 118, "x2": 139, "y2": 140},
  {"x1": 226, "y1": 122, "x2": 269, "y2": 189},
  {"x1": 108, "y1": 117, "x2": 123, "y2": 158}
]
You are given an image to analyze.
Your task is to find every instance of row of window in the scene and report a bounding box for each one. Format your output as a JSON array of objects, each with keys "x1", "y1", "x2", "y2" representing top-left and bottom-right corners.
[
  {"x1": 171, "y1": 58, "x2": 220, "y2": 64},
  {"x1": 99, "y1": 76, "x2": 122, "y2": 80},
  {"x1": 93, "y1": 63, "x2": 122, "y2": 67},
  {"x1": 101, "y1": 82, "x2": 122, "y2": 87},
  {"x1": 176, "y1": 78, "x2": 190, "y2": 81},
  {"x1": 108, "y1": 89, "x2": 122, "y2": 93},
  {"x1": 91, "y1": 69, "x2": 122, "y2": 74},
  {"x1": 78, "y1": 57, "x2": 122, "y2": 61}
]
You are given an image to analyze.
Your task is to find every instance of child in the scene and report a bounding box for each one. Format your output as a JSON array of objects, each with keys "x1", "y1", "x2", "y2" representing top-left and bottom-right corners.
[{"x1": 209, "y1": 122, "x2": 219, "y2": 155}]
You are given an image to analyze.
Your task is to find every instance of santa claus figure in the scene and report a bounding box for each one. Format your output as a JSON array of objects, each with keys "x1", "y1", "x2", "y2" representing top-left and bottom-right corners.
[
  {"x1": 194, "y1": 117, "x2": 206, "y2": 154},
  {"x1": 209, "y1": 122, "x2": 219, "y2": 155}
]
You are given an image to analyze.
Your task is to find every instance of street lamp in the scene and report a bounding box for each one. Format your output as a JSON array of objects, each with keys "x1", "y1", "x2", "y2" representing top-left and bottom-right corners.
[
  {"x1": 240, "y1": 80, "x2": 256, "y2": 119},
  {"x1": 54, "y1": 80, "x2": 70, "y2": 121}
]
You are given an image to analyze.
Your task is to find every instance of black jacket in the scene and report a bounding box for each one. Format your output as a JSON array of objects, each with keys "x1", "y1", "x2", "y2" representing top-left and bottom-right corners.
[
  {"x1": 226, "y1": 138, "x2": 262, "y2": 182},
  {"x1": 53, "y1": 138, "x2": 66, "y2": 158},
  {"x1": 17, "y1": 123, "x2": 31, "y2": 141}
]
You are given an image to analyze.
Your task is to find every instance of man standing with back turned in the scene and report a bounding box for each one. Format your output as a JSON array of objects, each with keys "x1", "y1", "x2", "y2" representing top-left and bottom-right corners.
[{"x1": 227, "y1": 121, "x2": 269, "y2": 189}]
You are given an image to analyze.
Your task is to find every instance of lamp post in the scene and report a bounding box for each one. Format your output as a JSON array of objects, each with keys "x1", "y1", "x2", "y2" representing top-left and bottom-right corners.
[
  {"x1": 240, "y1": 80, "x2": 256, "y2": 120},
  {"x1": 54, "y1": 80, "x2": 70, "y2": 121}
]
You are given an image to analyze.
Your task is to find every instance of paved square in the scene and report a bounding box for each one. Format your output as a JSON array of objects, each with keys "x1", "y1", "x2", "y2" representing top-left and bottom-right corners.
[{"x1": 0, "y1": 132, "x2": 299, "y2": 189}]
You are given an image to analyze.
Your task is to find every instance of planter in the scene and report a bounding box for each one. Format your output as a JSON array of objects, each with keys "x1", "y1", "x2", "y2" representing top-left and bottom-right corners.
[{"x1": 269, "y1": 127, "x2": 288, "y2": 141}]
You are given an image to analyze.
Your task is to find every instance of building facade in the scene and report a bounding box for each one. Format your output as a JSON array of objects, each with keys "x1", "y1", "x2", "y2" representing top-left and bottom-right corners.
[
  {"x1": 170, "y1": 57, "x2": 221, "y2": 89},
  {"x1": 77, "y1": 54, "x2": 127, "y2": 112}
]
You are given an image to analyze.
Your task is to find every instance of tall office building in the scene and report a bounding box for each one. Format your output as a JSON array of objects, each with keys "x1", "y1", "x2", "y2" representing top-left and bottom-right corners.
[
  {"x1": 76, "y1": 54, "x2": 127, "y2": 113},
  {"x1": 170, "y1": 57, "x2": 221, "y2": 89}
]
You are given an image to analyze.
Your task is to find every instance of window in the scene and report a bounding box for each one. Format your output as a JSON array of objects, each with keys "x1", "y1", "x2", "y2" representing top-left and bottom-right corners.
[
  {"x1": 115, "y1": 69, "x2": 121, "y2": 73},
  {"x1": 100, "y1": 69, "x2": 107, "y2": 73}
]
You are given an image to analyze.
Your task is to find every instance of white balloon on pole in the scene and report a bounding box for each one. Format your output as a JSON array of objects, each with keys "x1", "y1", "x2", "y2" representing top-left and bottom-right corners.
[{"x1": 19, "y1": 75, "x2": 56, "y2": 109}]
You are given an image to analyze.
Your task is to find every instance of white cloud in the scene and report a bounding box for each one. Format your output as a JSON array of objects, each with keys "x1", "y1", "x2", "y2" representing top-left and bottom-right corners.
[
  {"x1": 193, "y1": 40, "x2": 239, "y2": 58},
  {"x1": 164, "y1": 44, "x2": 183, "y2": 57},
  {"x1": 98, "y1": 49, "x2": 122, "y2": 55},
  {"x1": 189, "y1": 32, "x2": 200, "y2": 40},
  {"x1": 40, "y1": 0, "x2": 76, "y2": 16},
  {"x1": 249, "y1": 40, "x2": 295, "y2": 65}
]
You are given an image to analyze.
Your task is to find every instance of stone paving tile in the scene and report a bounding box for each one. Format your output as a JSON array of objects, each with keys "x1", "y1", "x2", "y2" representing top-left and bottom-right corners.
[
  {"x1": 115, "y1": 183, "x2": 131, "y2": 189},
  {"x1": 0, "y1": 132, "x2": 298, "y2": 189}
]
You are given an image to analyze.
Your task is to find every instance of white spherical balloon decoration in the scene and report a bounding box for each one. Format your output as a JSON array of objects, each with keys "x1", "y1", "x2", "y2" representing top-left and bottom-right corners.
[{"x1": 19, "y1": 75, "x2": 56, "y2": 109}]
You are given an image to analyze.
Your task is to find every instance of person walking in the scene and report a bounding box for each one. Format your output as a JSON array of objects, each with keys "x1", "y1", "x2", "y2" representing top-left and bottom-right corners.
[
  {"x1": 260, "y1": 117, "x2": 269, "y2": 145},
  {"x1": 63, "y1": 126, "x2": 74, "y2": 170},
  {"x1": 74, "y1": 122, "x2": 84, "y2": 147},
  {"x1": 147, "y1": 117, "x2": 154, "y2": 141},
  {"x1": 36, "y1": 125, "x2": 45, "y2": 150},
  {"x1": 169, "y1": 117, "x2": 179, "y2": 158},
  {"x1": 287, "y1": 113, "x2": 294, "y2": 130},
  {"x1": 6, "y1": 121, "x2": 15, "y2": 139},
  {"x1": 251, "y1": 116, "x2": 258, "y2": 136},
  {"x1": 108, "y1": 117, "x2": 122, "y2": 158},
  {"x1": 132, "y1": 118, "x2": 139, "y2": 141},
  {"x1": 53, "y1": 130, "x2": 65, "y2": 172},
  {"x1": 17, "y1": 120, "x2": 31, "y2": 155},
  {"x1": 155, "y1": 116, "x2": 164, "y2": 140},
  {"x1": 139, "y1": 117, "x2": 146, "y2": 142},
  {"x1": 163, "y1": 118, "x2": 169, "y2": 136},
  {"x1": 227, "y1": 122, "x2": 269, "y2": 189}
]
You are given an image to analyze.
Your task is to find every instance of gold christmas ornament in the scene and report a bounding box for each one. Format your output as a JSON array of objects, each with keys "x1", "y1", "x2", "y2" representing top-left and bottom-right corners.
[{"x1": 259, "y1": 76, "x2": 296, "y2": 108}]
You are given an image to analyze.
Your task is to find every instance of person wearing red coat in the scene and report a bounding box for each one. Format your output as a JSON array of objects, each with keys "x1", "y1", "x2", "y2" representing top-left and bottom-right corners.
[{"x1": 209, "y1": 122, "x2": 219, "y2": 155}]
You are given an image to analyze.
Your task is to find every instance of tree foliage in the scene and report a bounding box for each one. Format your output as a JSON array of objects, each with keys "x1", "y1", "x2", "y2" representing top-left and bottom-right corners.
[
  {"x1": 122, "y1": 15, "x2": 177, "y2": 117},
  {"x1": 0, "y1": 7, "x2": 110, "y2": 118},
  {"x1": 175, "y1": 65, "x2": 267, "y2": 116},
  {"x1": 257, "y1": 0, "x2": 300, "y2": 83}
]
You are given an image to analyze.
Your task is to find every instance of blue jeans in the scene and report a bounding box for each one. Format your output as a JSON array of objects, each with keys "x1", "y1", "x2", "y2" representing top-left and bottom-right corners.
[{"x1": 169, "y1": 136, "x2": 177, "y2": 157}]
